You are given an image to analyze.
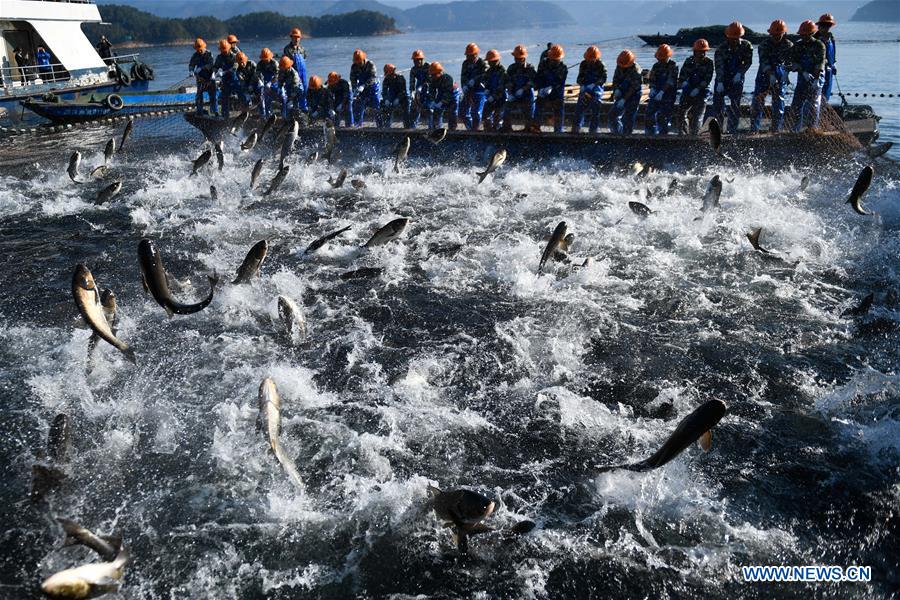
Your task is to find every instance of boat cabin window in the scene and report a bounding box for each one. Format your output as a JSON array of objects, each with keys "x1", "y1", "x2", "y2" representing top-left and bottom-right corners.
[{"x1": 1, "y1": 23, "x2": 70, "y2": 86}]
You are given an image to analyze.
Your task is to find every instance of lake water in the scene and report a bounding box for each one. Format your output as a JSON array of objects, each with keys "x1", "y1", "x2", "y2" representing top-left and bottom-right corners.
[{"x1": 0, "y1": 20, "x2": 898, "y2": 600}]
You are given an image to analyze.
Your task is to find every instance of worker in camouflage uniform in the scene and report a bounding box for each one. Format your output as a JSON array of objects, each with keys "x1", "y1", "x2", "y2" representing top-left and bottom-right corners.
[
  {"x1": 789, "y1": 20, "x2": 827, "y2": 131},
  {"x1": 706, "y1": 21, "x2": 753, "y2": 132},
  {"x1": 379, "y1": 63, "x2": 410, "y2": 128},
  {"x1": 814, "y1": 14, "x2": 838, "y2": 101},
  {"x1": 327, "y1": 71, "x2": 354, "y2": 127},
  {"x1": 350, "y1": 49, "x2": 380, "y2": 126},
  {"x1": 306, "y1": 76, "x2": 335, "y2": 124},
  {"x1": 677, "y1": 39, "x2": 714, "y2": 135},
  {"x1": 534, "y1": 44, "x2": 568, "y2": 133},
  {"x1": 750, "y1": 19, "x2": 793, "y2": 133},
  {"x1": 257, "y1": 48, "x2": 278, "y2": 118},
  {"x1": 608, "y1": 50, "x2": 642, "y2": 135},
  {"x1": 424, "y1": 61, "x2": 460, "y2": 130},
  {"x1": 459, "y1": 43, "x2": 488, "y2": 130},
  {"x1": 480, "y1": 50, "x2": 507, "y2": 131},
  {"x1": 502, "y1": 45, "x2": 536, "y2": 132},
  {"x1": 408, "y1": 50, "x2": 430, "y2": 127},
  {"x1": 213, "y1": 39, "x2": 238, "y2": 118},
  {"x1": 189, "y1": 38, "x2": 216, "y2": 115},
  {"x1": 645, "y1": 44, "x2": 679, "y2": 135},
  {"x1": 572, "y1": 45, "x2": 606, "y2": 134}
]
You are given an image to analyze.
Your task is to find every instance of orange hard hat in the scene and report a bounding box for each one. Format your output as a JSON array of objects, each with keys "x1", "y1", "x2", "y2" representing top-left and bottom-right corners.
[
  {"x1": 194, "y1": 38, "x2": 206, "y2": 51},
  {"x1": 817, "y1": 13, "x2": 836, "y2": 26},
  {"x1": 290, "y1": 27, "x2": 302, "y2": 39},
  {"x1": 617, "y1": 50, "x2": 635, "y2": 68},
  {"x1": 383, "y1": 63, "x2": 396, "y2": 75},
  {"x1": 309, "y1": 75, "x2": 322, "y2": 89},
  {"x1": 485, "y1": 49, "x2": 501, "y2": 62},
  {"x1": 465, "y1": 43, "x2": 480, "y2": 56},
  {"x1": 725, "y1": 21, "x2": 745, "y2": 39},
  {"x1": 583, "y1": 45, "x2": 601, "y2": 61},
  {"x1": 227, "y1": 34, "x2": 239, "y2": 44},
  {"x1": 327, "y1": 71, "x2": 340, "y2": 85},
  {"x1": 512, "y1": 44, "x2": 528, "y2": 59},
  {"x1": 218, "y1": 39, "x2": 231, "y2": 53},
  {"x1": 798, "y1": 20, "x2": 818, "y2": 35},
  {"x1": 279, "y1": 56, "x2": 293, "y2": 70},
  {"x1": 429, "y1": 61, "x2": 444, "y2": 77},
  {"x1": 547, "y1": 44, "x2": 564, "y2": 60},
  {"x1": 260, "y1": 48, "x2": 273, "y2": 61},
  {"x1": 655, "y1": 44, "x2": 673, "y2": 60},
  {"x1": 236, "y1": 52, "x2": 248, "y2": 66},
  {"x1": 768, "y1": 19, "x2": 787, "y2": 35},
  {"x1": 353, "y1": 49, "x2": 366, "y2": 64},
  {"x1": 412, "y1": 49, "x2": 425, "y2": 60},
  {"x1": 693, "y1": 38, "x2": 710, "y2": 52}
]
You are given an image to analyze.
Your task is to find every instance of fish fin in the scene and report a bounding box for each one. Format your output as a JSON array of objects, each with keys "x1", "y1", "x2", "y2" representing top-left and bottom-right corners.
[
  {"x1": 164, "y1": 305, "x2": 174, "y2": 318},
  {"x1": 427, "y1": 485, "x2": 443, "y2": 497},
  {"x1": 90, "y1": 579, "x2": 121, "y2": 594},
  {"x1": 476, "y1": 171, "x2": 488, "y2": 184},
  {"x1": 698, "y1": 430, "x2": 713, "y2": 452},
  {"x1": 101, "y1": 534, "x2": 123, "y2": 554},
  {"x1": 120, "y1": 346, "x2": 137, "y2": 364}
]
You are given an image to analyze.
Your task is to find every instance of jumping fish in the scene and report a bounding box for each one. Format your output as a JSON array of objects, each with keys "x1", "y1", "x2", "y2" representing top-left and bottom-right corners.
[
  {"x1": 306, "y1": 151, "x2": 319, "y2": 164},
  {"x1": 277, "y1": 295, "x2": 306, "y2": 338},
  {"x1": 72, "y1": 265, "x2": 135, "y2": 362},
  {"x1": 700, "y1": 175, "x2": 722, "y2": 213},
  {"x1": 799, "y1": 175, "x2": 810, "y2": 192},
  {"x1": 538, "y1": 221, "x2": 567, "y2": 273},
  {"x1": 847, "y1": 165, "x2": 874, "y2": 215},
  {"x1": 67, "y1": 151, "x2": 82, "y2": 184},
  {"x1": 328, "y1": 169, "x2": 347, "y2": 189},
  {"x1": 230, "y1": 110, "x2": 249, "y2": 134},
  {"x1": 241, "y1": 131, "x2": 258, "y2": 152},
  {"x1": 363, "y1": 217, "x2": 409, "y2": 247},
  {"x1": 47, "y1": 414, "x2": 72, "y2": 464},
  {"x1": 118, "y1": 118, "x2": 133, "y2": 153},
  {"x1": 209, "y1": 185, "x2": 218, "y2": 200},
  {"x1": 628, "y1": 201, "x2": 653, "y2": 218},
  {"x1": 190, "y1": 148, "x2": 212, "y2": 176},
  {"x1": 393, "y1": 136, "x2": 410, "y2": 173},
  {"x1": 58, "y1": 518, "x2": 121, "y2": 562},
  {"x1": 304, "y1": 225, "x2": 351, "y2": 255},
  {"x1": 323, "y1": 123, "x2": 337, "y2": 162},
  {"x1": 137, "y1": 239, "x2": 218, "y2": 316},
  {"x1": 257, "y1": 378, "x2": 304, "y2": 488},
  {"x1": 426, "y1": 127, "x2": 447, "y2": 145},
  {"x1": 708, "y1": 117, "x2": 722, "y2": 154},
  {"x1": 279, "y1": 119, "x2": 298, "y2": 167},
  {"x1": 477, "y1": 149, "x2": 506, "y2": 184},
  {"x1": 87, "y1": 288, "x2": 118, "y2": 362},
  {"x1": 250, "y1": 159, "x2": 264, "y2": 190},
  {"x1": 746, "y1": 227, "x2": 773, "y2": 254},
  {"x1": 233, "y1": 240, "x2": 268, "y2": 284},
  {"x1": 95, "y1": 181, "x2": 122, "y2": 205},
  {"x1": 90, "y1": 165, "x2": 110, "y2": 180},
  {"x1": 215, "y1": 141, "x2": 225, "y2": 171},
  {"x1": 258, "y1": 114, "x2": 277, "y2": 139},
  {"x1": 264, "y1": 165, "x2": 290, "y2": 197},
  {"x1": 867, "y1": 141, "x2": 893, "y2": 159},
  {"x1": 428, "y1": 486, "x2": 496, "y2": 553},
  {"x1": 103, "y1": 139, "x2": 115, "y2": 165},
  {"x1": 598, "y1": 399, "x2": 727, "y2": 472},
  {"x1": 666, "y1": 178, "x2": 679, "y2": 196},
  {"x1": 40, "y1": 547, "x2": 130, "y2": 600},
  {"x1": 350, "y1": 179, "x2": 367, "y2": 190},
  {"x1": 31, "y1": 464, "x2": 66, "y2": 504}
]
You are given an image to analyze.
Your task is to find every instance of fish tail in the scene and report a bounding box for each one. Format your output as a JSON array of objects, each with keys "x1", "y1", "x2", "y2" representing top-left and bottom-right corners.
[{"x1": 477, "y1": 171, "x2": 488, "y2": 184}]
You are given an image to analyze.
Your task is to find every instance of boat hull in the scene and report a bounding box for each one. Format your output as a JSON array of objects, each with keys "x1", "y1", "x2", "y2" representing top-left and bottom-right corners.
[
  {"x1": 0, "y1": 79, "x2": 150, "y2": 123},
  {"x1": 22, "y1": 90, "x2": 194, "y2": 123}
]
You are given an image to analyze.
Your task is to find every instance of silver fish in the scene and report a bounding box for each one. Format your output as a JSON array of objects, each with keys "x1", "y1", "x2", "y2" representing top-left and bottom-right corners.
[
  {"x1": 230, "y1": 110, "x2": 249, "y2": 134},
  {"x1": 41, "y1": 547, "x2": 129, "y2": 599},
  {"x1": 304, "y1": 225, "x2": 351, "y2": 255},
  {"x1": 701, "y1": 175, "x2": 722, "y2": 213},
  {"x1": 477, "y1": 149, "x2": 506, "y2": 184},
  {"x1": 279, "y1": 119, "x2": 298, "y2": 167},
  {"x1": 350, "y1": 179, "x2": 367, "y2": 190},
  {"x1": 394, "y1": 136, "x2": 410, "y2": 173},
  {"x1": 328, "y1": 169, "x2": 347, "y2": 189},
  {"x1": 58, "y1": 518, "x2": 121, "y2": 562},
  {"x1": 258, "y1": 378, "x2": 303, "y2": 488},
  {"x1": 90, "y1": 165, "x2": 110, "y2": 180},
  {"x1": 799, "y1": 175, "x2": 810, "y2": 192},
  {"x1": 233, "y1": 240, "x2": 268, "y2": 284},
  {"x1": 191, "y1": 148, "x2": 212, "y2": 176},
  {"x1": 427, "y1": 127, "x2": 447, "y2": 145},
  {"x1": 708, "y1": 117, "x2": 722, "y2": 154},
  {"x1": 119, "y1": 119, "x2": 133, "y2": 152},
  {"x1": 277, "y1": 295, "x2": 307, "y2": 338},
  {"x1": 258, "y1": 114, "x2": 277, "y2": 139},
  {"x1": 241, "y1": 131, "x2": 258, "y2": 152},
  {"x1": 103, "y1": 138, "x2": 115, "y2": 164},
  {"x1": 67, "y1": 151, "x2": 82, "y2": 184},
  {"x1": 628, "y1": 201, "x2": 653, "y2": 218},
  {"x1": 209, "y1": 185, "x2": 218, "y2": 200},
  {"x1": 847, "y1": 165, "x2": 874, "y2": 215},
  {"x1": 538, "y1": 221, "x2": 567, "y2": 273},
  {"x1": 264, "y1": 165, "x2": 290, "y2": 197},
  {"x1": 87, "y1": 288, "x2": 117, "y2": 362},
  {"x1": 95, "y1": 181, "x2": 122, "y2": 205},
  {"x1": 746, "y1": 227, "x2": 773, "y2": 254},
  {"x1": 215, "y1": 141, "x2": 225, "y2": 171},
  {"x1": 72, "y1": 265, "x2": 135, "y2": 362},
  {"x1": 363, "y1": 217, "x2": 409, "y2": 247},
  {"x1": 323, "y1": 123, "x2": 336, "y2": 162},
  {"x1": 250, "y1": 159, "x2": 264, "y2": 190}
]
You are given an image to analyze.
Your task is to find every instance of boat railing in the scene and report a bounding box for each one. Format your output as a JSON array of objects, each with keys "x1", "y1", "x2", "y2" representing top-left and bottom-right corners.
[{"x1": 1, "y1": 53, "x2": 141, "y2": 94}]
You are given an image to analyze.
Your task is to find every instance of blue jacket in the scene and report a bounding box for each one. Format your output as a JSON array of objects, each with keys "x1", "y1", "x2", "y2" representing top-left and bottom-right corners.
[
  {"x1": 283, "y1": 42, "x2": 308, "y2": 90},
  {"x1": 461, "y1": 56, "x2": 487, "y2": 93},
  {"x1": 382, "y1": 73, "x2": 408, "y2": 104}
]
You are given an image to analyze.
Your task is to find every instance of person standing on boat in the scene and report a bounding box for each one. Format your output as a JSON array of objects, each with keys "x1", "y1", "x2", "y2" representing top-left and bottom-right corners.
[
  {"x1": 189, "y1": 38, "x2": 217, "y2": 116},
  {"x1": 35, "y1": 47, "x2": 52, "y2": 81},
  {"x1": 814, "y1": 14, "x2": 837, "y2": 102},
  {"x1": 676, "y1": 39, "x2": 714, "y2": 136},
  {"x1": 789, "y1": 20, "x2": 826, "y2": 131},
  {"x1": 257, "y1": 48, "x2": 278, "y2": 118},
  {"x1": 459, "y1": 43, "x2": 487, "y2": 130},
  {"x1": 214, "y1": 39, "x2": 239, "y2": 118},
  {"x1": 234, "y1": 52, "x2": 257, "y2": 109},
  {"x1": 350, "y1": 49, "x2": 380, "y2": 127},
  {"x1": 749, "y1": 20, "x2": 793, "y2": 133},
  {"x1": 274, "y1": 56, "x2": 303, "y2": 119},
  {"x1": 307, "y1": 76, "x2": 335, "y2": 124},
  {"x1": 480, "y1": 50, "x2": 507, "y2": 131},
  {"x1": 328, "y1": 71, "x2": 354, "y2": 127},
  {"x1": 608, "y1": 50, "x2": 642, "y2": 135},
  {"x1": 409, "y1": 50, "x2": 430, "y2": 128},
  {"x1": 706, "y1": 21, "x2": 753, "y2": 132},
  {"x1": 534, "y1": 44, "x2": 568, "y2": 133},
  {"x1": 283, "y1": 28, "x2": 308, "y2": 98},
  {"x1": 425, "y1": 62, "x2": 460, "y2": 130},
  {"x1": 379, "y1": 64, "x2": 410, "y2": 128},
  {"x1": 571, "y1": 45, "x2": 606, "y2": 135},
  {"x1": 13, "y1": 47, "x2": 30, "y2": 83},
  {"x1": 645, "y1": 44, "x2": 679, "y2": 136},
  {"x1": 502, "y1": 45, "x2": 536, "y2": 132},
  {"x1": 97, "y1": 36, "x2": 114, "y2": 66}
]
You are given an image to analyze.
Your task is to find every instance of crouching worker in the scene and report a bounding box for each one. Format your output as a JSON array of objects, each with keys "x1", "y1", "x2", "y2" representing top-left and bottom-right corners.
[
  {"x1": 274, "y1": 56, "x2": 302, "y2": 119},
  {"x1": 425, "y1": 62, "x2": 459, "y2": 130},
  {"x1": 608, "y1": 50, "x2": 642, "y2": 135},
  {"x1": 676, "y1": 39, "x2": 713, "y2": 135},
  {"x1": 502, "y1": 45, "x2": 536, "y2": 132},
  {"x1": 307, "y1": 76, "x2": 334, "y2": 124},
  {"x1": 327, "y1": 71, "x2": 354, "y2": 127},
  {"x1": 534, "y1": 44, "x2": 568, "y2": 133},
  {"x1": 645, "y1": 44, "x2": 678, "y2": 135},
  {"x1": 572, "y1": 45, "x2": 606, "y2": 134},
  {"x1": 379, "y1": 64, "x2": 410, "y2": 128},
  {"x1": 481, "y1": 50, "x2": 507, "y2": 131}
]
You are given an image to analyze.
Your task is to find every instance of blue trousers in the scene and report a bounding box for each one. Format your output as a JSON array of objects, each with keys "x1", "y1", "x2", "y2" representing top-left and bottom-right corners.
[
  {"x1": 482, "y1": 97, "x2": 505, "y2": 130},
  {"x1": 791, "y1": 72, "x2": 824, "y2": 131},
  {"x1": 334, "y1": 103, "x2": 354, "y2": 127},
  {"x1": 707, "y1": 78, "x2": 744, "y2": 132},
  {"x1": 644, "y1": 93, "x2": 676, "y2": 135},
  {"x1": 460, "y1": 91, "x2": 487, "y2": 129},
  {"x1": 278, "y1": 87, "x2": 304, "y2": 118},
  {"x1": 378, "y1": 98, "x2": 410, "y2": 128},
  {"x1": 427, "y1": 101, "x2": 458, "y2": 129},
  {"x1": 749, "y1": 71, "x2": 787, "y2": 132},
  {"x1": 609, "y1": 98, "x2": 639, "y2": 134},
  {"x1": 822, "y1": 66, "x2": 834, "y2": 101},
  {"x1": 195, "y1": 77, "x2": 218, "y2": 115},
  {"x1": 352, "y1": 86, "x2": 380, "y2": 127},
  {"x1": 501, "y1": 94, "x2": 534, "y2": 130},
  {"x1": 535, "y1": 97, "x2": 564, "y2": 132},
  {"x1": 573, "y1": 86, "x2": 603, "y2": 133}
]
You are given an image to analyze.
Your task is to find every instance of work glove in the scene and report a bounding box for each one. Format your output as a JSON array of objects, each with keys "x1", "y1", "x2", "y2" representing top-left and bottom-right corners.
[
  {"x1": 613, "y1": 88, "x2": 622, "y2": 99},
  {"x1": 486, "y1": 95, "x2": 493, "y2": 103},
  {"x1": 357, "y1": 85, "x2": 365, "y2": 93},
  {"x1": 467, "y1": 79, "x2": 475, "y2": 88},
  {"x1": 515, "y1": 89, "x2": 523, "y2": 98},
  {"x1": 690, "y1": 88, "x2": 700, "y2": 97},
  {"x1": 654, "y1": 91, "x2": 664, "y2": 101},
  {"x1": 732, "y1": 72, "x2": 742, "y2": 84},
  {"x1": 538, "y1": 86, "x2": 550, "y2": 98},
  {"x1": 649, "y1": 88, "x2": 657, "y2": 97},
  {"x1": 715, "y1": 81, "x2": 724, "y2": 94},
  {"x1": 615, "y1": 98, "x2": 625, "y2": 109},
  {"x1": 832, "y1": 65, "x2": 837, "y2": 75},
  {"x1": 801, "y1": 71, "x2": 813, "y2": 82}
]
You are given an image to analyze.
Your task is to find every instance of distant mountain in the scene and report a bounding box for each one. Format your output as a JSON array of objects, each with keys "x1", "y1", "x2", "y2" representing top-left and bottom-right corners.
[
  {"x1": 405, "y1": 0, "x2": 573, "y2": 30},
  {"x1": 850, "y1": 0, "x2": 900, "y2": 22}
]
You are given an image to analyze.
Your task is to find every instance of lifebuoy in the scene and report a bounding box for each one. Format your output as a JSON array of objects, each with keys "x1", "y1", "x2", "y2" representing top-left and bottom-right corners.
[
  {"x1": 137, "y1": 63, "x2": 154, "y2": 81},
  {"x1": 130, "y1": 63, "x2": 143, "y2": 81},
  {"x1": 116, "y1": 66, "x2": 131, "y2": 87},
  {"x1": 105, "y1": 94, "x2": 124, "y2": 110}
]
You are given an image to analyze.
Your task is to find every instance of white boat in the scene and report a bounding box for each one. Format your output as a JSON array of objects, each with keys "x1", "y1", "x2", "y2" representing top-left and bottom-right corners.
[{"x1": 0, "y1": 0, "x2": 153, "y2": 121}]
